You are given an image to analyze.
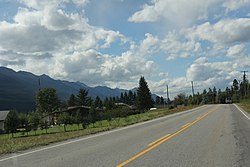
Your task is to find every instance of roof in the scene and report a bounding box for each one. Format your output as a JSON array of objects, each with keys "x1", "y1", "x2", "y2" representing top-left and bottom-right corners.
[
  {"x1": 52, "y1": 106, "x2": 91, "y2": 114},
  {"x1": 0, "y1": 110, "x2": 10, "y2": 121}
]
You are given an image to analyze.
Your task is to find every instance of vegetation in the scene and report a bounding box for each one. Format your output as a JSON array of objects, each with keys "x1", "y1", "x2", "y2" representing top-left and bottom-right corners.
[
  {"x1": 2, "y1": 75, "x2": 250, "y2": 155},
  {"x1": 5, "y1": 110, "x2": 20, "y2": 137},
  {"x1": 136, "y1": 76, "x2": 154, "y2": 111},
  {"x1": 238, "y1": 99, "x2": 250, "y2": 113},
  {"x1": 36, "y1": 88, "x2": 60, "y2": 114},
  {"x1": 0, "y1": 105, "x2": 196, "y2": 155}
]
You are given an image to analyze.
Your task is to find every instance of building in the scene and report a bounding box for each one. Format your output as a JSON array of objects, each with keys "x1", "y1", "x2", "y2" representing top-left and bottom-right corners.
[
  {"x1": 0, "y1": 110, "x2": 10, "y2": 131},
  {"x1": 51, "y1": 106, "x2": 92, "y2": 125}
]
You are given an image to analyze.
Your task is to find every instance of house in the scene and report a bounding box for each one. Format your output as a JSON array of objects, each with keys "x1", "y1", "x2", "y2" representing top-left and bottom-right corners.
[
  {"x1": 51, "y1": 106, "x2": 92, "y2": 125},
  {"x1": 0, "y1": 110, "x2": 10, "y2": 131}
]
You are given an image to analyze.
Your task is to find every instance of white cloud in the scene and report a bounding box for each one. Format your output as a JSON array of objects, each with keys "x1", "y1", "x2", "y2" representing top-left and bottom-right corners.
[
  {"x1": 0, "y1": 0, "x2": 145, "y2": 87},
  {"x1": 187, "y1": 58, "x2": 233, "y2": 81},
  {"x1": 129, "y1": 0, "x2": 220, "y2": 27},
  {"x1": 1, "y1": 0, "x2": 250, "y2": 98},
  {"x1": 139, "y1": 33, "x2": 160, "y2": 55},
  {"x1": 20, "y1": 0, "x2": 60, "y2": 10},
  {"x1": 184, "y1": 56, "x2": 250, "y2": 94},
  {"x1": 223, "y1": 0, "x2": 250, "y2": 12},
  {"x1": 160, "y1": 31, "x2": 201, "y2": 60},
  {"x1": 186, "y1": 18, "x2": 250, "y2": 44},
  {"x1": 227, "y1": 44, "x2": 246, "y2": 58}
]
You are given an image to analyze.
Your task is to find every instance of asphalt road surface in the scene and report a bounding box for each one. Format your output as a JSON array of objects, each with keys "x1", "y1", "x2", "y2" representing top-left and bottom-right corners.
[{"x1": 0, "y1": 104, "x2": 250, "y2": 167}]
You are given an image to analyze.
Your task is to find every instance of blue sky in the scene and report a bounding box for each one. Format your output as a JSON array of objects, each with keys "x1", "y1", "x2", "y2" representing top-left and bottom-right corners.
[{"x1": 0, "y1": 0, "x2": 250, "y2": 98}]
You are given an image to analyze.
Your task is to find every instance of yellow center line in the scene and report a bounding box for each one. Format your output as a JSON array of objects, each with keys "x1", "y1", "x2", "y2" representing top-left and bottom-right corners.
[
  {"x1": 148, "y1": 134, "x2": 170, "y2": 146},
  {"x1": 181, "y1": 122, "x2": 191, "y2": 128},
  {"x1": 116, "y1": 106, "x2": 219, "y2": 167}
]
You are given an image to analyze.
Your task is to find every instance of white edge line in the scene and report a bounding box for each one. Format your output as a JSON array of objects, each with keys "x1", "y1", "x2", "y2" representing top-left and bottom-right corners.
[
  {"x1": 234, "y1": 104, "x2": 250, "y2": 121},
  {"x1": 0, "y1": 105, "x2": 208, "y2": 162}
]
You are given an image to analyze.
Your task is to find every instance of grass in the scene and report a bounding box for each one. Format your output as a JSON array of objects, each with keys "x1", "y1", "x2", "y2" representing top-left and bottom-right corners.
[
  {"x1": 238, "y1": 99, "x2": 250, "y2": 113},
  {"x1": 0, "y1": 105, "x2": 198, "y2": 155}
]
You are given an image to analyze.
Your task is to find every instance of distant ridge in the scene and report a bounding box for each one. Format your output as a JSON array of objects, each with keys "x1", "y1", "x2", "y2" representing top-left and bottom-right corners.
[{"x1": 0, "y1": 67, "x2": 129, "y2": 112}]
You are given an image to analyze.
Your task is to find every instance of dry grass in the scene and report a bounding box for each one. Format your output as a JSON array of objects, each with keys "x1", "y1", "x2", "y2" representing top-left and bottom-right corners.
[{"x1": 238, "y1": 99, "x2": 250, "y2": 113}]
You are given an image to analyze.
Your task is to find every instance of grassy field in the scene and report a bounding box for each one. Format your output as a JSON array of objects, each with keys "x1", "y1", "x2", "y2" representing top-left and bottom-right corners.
[
  {"x1": 238, "y1": 99, "x2": 250, "y2": 113},
  {"x1": 0, "y1": 105, "x2": 197, "y2": 155}
]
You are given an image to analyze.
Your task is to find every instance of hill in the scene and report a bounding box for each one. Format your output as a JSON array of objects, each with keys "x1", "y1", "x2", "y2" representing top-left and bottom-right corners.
[{"x1": 0, "y1": 67, "x2": 128, "y2": 111}]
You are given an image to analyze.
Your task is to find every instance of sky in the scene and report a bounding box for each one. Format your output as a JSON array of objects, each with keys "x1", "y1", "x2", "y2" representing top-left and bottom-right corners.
[{"x1": 0, "y1": 0, "x2": 250, "y2": 99}]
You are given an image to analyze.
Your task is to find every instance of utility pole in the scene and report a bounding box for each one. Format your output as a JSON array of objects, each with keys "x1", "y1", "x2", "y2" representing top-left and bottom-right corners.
[
  {"x1": 191, "y1": 81, "x2": 195, "y2": 97},
  {"x1": 241, "y1": 71, "x2": 248, "y2": 97},
  {"x1": 166, "y1": 84, "x2": 169, "y2": 108}
]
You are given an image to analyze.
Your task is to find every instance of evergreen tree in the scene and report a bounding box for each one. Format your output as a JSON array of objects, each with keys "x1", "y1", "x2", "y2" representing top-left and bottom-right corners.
[
  {"x1": 77, "y1": 88, "x2": 91, "y2": 106},
  {"x1": 136, "y1": 76, "x2": 153, "y2": 111},
  {"x1": 120, "y1": 92, "x2": 124, "y2": 103},
  {"x1": 202, "y1": 89, "x2": 208, "y2": 104},
  {"x1": 232, "y1": 79, "x2": 239, "y2": 92},
  {"x1": 128, "y1": 90, "x2": 135, "y2": 105},
  {"x1": 94, "y1": 96, "x2": 103, "y2": 108},
  {"x1": 68, "y1": 94, "x2": 77, "y2": 106},
  {"x1": 212, "y1": 86, "x2": 217, "y2": 103}
]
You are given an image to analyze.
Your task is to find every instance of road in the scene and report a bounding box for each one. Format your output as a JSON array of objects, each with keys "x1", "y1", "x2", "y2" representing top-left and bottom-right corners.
[{"x1": 0, "y1": 104, "x2": 250, "y2": 167}]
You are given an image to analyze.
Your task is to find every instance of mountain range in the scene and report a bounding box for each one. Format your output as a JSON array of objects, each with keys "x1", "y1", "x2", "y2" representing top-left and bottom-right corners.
[{"x1": 0, "y1": 67, "x2": 135, "y2": 112}]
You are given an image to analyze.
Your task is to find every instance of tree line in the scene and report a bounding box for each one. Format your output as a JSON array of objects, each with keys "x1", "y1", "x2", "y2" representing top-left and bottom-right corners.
[
  {"x1": 6, "y1": 77, "x2": 248, "y2": 136},
  {"x1": 173, "y1": 78, "x2": 250, "y2": 106},
  {"x1": 4, "y1": 76, "x2": 155, "y2": 135}
]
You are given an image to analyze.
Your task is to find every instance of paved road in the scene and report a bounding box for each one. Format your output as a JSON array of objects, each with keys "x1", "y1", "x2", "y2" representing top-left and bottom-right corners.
[{"x1": 0, "y1": 104, "x2": 249, "y2": 167}]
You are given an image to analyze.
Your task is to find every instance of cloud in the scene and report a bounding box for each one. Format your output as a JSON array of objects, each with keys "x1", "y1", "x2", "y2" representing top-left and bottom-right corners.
[
  {"x1": 0, "y1": 0, "x2": 128, "y2": 74},
  {"x1": 160, "y1": 31, "x2": 201, "y2": 60},
  {"x1": 227, "y1": 44, "x2": 246, "y2": 58},
  {"x1": 1, "y1": 0, "x2": 250, "y2": 98},
  {"x1": 184, "y1": 56, "x2": 250, "y2": 94},
  {"x1": 223, "y1": 0, "x2": 250, "y2": 12},
  {"x1": 0, "y1": 0, "x2": 153, "y2": 91},
  {"x1": 129, "y1": 0, "x2": 220, "y2": 27},
  {"x1": 186, "y1": 18, "x2": 250, "y2": 44},
  {"x1": 139, "y1": 33, "x2": 160, "y2": 55},
  {"x1": 187, "y1": 57, "x2": 233, "y2": 81}
]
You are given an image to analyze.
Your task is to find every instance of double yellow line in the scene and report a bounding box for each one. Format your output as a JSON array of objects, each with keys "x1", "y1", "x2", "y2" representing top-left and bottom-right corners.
[{"x1": 116, "y1": 106, "x2": 219, "y2": 167}]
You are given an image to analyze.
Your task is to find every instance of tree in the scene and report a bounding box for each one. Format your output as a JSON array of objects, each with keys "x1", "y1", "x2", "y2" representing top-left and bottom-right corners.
[
  {"x1": 160, "y1": 96, "x2": 165, "y2": 105},
  {"x1": 202, "y1": 89, "x2": 208, "y2": 104},
  {"x1": 232, "y1": 79, "x2": 239, "y2": 92},
  {"x1": 120, "y1": 92, "x2": 124, "y2": 103},
  {"x1": 212, "y1": 86, "x2": 217, "y2": 104},
  {"x1": 207, "y1": 88, "x2": 214, "y2": 104},
  {"x1": 73, "y1": 111, "x2": 82, "y2": 130},
  {"x1": 68, "y1": 94, "x2": 77, "y2": 106},
  {"x1": 136, "y1": 76, "x2": 153, "y2": 111},
  {"x1": 94, "y1": 96, "x2": 103, "y2": 109},
  {"x1": 19, "y1": 113, "x2": 30, "y2": 135},
  {"x1": 77, "y1": 88, "x2": 91, "y2": 106},
  {"x1": 155, "y1": 96, "x2": 161, "y2": 105},
  {"x1": 5, "y1": 110, "x2": 20, "y2": 137},
  {"x1": 104, "y1": 97, "x2": 114, "y2": 109},
  {"x1": 29, "y1": 112, "x2": 41, "y2": 135},
  {"x1": 173, "y1": 93, "x2": 187, "y2": 106},
  {"x1": 36, "y1": 88, "x2": 60, "y2": 114},
  {"x1": 128, "y1": 90, "x2": 135, "y2": 105},
  {"x1": 57, "y1": 112, "x2": 71, "y2": 132},
  {"x1": 40, "y1": 119, "x2": 49, "y2": 134}
]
